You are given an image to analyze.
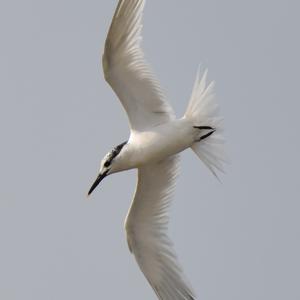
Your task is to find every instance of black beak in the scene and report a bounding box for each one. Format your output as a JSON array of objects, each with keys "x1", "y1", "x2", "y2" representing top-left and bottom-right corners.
[{"x1": 87, "y1": 170, "x2": 109, "y2": 196}]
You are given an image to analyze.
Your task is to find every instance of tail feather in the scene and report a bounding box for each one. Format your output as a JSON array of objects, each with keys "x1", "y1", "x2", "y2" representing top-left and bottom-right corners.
[{"x1": 185, "y1": 67, "x2": 226, "y2": 177}]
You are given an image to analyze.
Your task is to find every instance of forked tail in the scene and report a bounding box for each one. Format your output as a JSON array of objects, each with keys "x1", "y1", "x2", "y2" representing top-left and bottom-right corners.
[{"x1": 184, "y1": 67, "x2": 226, "y2": 177}]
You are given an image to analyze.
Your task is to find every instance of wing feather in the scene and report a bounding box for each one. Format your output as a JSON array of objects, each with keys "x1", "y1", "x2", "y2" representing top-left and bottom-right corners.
[
  {"x1": 103, "y1": 0, "x2": 175, "y2": 131},
  {"x1": 125, "y1": 156, "x2": 196, "y2": 299}
]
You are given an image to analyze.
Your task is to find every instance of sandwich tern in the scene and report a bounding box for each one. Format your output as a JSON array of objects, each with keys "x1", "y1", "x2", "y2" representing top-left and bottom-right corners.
[{"x1": 88, "y1": 1, "x2": 225, "y2": 299}]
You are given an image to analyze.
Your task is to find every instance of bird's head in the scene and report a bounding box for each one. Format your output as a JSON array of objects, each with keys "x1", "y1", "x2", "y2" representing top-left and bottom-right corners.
[{"x1": 87, "y1": 141, "x2": 127, "y2": 196}]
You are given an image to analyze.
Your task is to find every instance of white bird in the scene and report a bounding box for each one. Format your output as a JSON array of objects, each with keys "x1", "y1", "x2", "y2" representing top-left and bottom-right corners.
[{"x1": 88, "y1": 1, "x2": 225, "y2": 299}]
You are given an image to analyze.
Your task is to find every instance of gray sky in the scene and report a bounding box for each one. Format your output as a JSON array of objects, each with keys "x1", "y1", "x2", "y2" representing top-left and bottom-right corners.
[{"x1": 1, "y1": 0, "x2": 299, "y2": 299}]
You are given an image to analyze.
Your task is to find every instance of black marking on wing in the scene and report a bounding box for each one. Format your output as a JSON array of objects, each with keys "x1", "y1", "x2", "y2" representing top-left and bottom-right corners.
[
  {"x1": 193, "y1": 125, "x2": 214, "y2": 130},
  {"x1": 199, "y1": 130, "x2": 215, "y2": 141}
]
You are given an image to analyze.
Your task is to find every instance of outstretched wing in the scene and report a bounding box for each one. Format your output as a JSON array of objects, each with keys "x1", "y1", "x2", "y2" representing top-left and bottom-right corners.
[
  {"x1": 102, "y1": 0, "x2": 175, "y2": 131},
  {"x1": 125, "y1": 156, "x2": 196, "y2": 299}
]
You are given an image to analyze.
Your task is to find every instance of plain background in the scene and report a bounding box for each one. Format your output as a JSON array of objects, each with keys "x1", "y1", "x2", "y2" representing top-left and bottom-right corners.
[{"x1": 1, "y1": 0, "x2": 299, "y2": 299}]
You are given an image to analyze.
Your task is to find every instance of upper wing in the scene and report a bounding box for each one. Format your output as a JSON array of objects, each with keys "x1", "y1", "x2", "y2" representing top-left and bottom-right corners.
[
  {"x1": 102, "y1": 0, "x2": 175, "y2": 131},
  {"x1": 125, "y1": 156, "x2": 196, "y2": 300}
]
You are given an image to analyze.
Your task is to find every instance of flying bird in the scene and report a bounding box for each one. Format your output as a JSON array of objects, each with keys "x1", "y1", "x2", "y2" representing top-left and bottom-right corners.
[{"x1": 88, "y1": 0, "x2": 225, "y2": 299}]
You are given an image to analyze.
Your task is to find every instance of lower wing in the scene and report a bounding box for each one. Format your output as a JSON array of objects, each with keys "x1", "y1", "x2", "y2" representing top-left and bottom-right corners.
[{"x1": 125, "y1": 155, "x2": 196, "y2": 299}]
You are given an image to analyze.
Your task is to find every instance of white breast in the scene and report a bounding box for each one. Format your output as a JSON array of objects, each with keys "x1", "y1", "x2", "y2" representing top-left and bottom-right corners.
[{"x1": 128, "y1": 118, "x2": 195, "y2": 167}]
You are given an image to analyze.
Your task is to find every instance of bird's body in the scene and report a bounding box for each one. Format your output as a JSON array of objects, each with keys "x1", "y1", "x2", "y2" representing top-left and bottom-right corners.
[
  {"x1": 88, "y1": 0, "x2": 225, "y2": 299},
  {"x1": 119, "y1": 118, "x2": 197, "y2": 170}
]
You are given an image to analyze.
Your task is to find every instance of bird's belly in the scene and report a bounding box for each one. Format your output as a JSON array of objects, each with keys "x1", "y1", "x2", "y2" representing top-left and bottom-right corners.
[{"x1": 129, "y1": 119, "x2": 194, "y2": 167}]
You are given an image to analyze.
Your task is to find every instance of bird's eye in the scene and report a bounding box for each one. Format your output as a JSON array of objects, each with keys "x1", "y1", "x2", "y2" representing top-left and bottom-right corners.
[{"x1": 104, "y1": 161, "x2": 110, "y2": 168}]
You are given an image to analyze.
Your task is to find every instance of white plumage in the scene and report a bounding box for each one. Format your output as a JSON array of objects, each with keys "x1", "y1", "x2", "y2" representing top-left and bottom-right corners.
[
  {"x1": 103, "y1": 0, "x2": 175, "y2": 131},
  {"x1": 125, "y1": 155, "x2": 196, "y2": 299},
  {"x1": 88, "y1": 1, "x2": 225, "y2": 299}
]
